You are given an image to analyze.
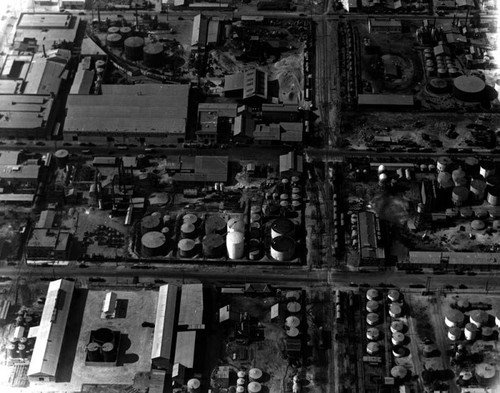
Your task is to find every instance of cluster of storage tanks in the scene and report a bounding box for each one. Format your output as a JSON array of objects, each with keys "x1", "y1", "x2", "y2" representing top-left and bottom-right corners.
[
  {"x1": 233, "y1": 368, "x2": 265, "y2": 393},
  {"x1": 364, "y1": 288, "x2": 411, "y2": 382},
  {"x1": 106, "y1": 27, "x2": 164, "y2": 67},
  {"x1": 6, "y1": 307, "x2": 38, "y2": 359},
  {"x1": 285, "y1": 291, "x2": 302, "y2": 338},
  {"x1": 264, "y1": 176, "x2": 303, "y2": 213},
  {"x1": 424, "y1": 48, "x2": 462, "y2": 79},
  {"x1": 444, "y1": 304, "x2": 500, "y2": 342},
  {"x1": 433, "y1": 156, "x2": 500, "y2": 216},
  {"x1": 139, "y1": 210, "x2": 299, "y2": 261},
  {"x1": 86, "y1": 328, "x2": 118, "y2": 363}
]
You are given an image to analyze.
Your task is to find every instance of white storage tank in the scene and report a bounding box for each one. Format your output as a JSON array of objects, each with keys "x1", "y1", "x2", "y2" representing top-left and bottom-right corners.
[
  {"x1": 366, "y1": 342, "x2": 380, "y2": 355},
  {"x1": 183, "y1": 213, "x2": 198, "y2": 226},
  {"x1": 227, "y1": 217, "x2": 245, "y2": 233},
  {"x1": 180, "y1": 223, "x2": 197, "y2": 239},
  {"x1": 366, "y1": 313, "x2": 379, "y2": 326},
  {"x1": 448, "y1": 326, "x2": 462, "y2": 341},
  {"x1": 387, "y1": 289, "x2": 401, "y2": 302},
  {"x1": 366, "y1": 327, "x2": 380, "y2": 341},
  {"x1": 270, "y1": 236, "x2": 296, "y2": 261},
  {"x1": 271, "y1": 218, "x2": 296, "y2": 239},
  {"x1": 366, "y1": 289, "x2": 379, "y2": 301},
  {"x1": 470, "y1": 179, "x2": 487, "y2": 201},
  {"x1": 249, "y1": 368, "x2": 263, "y2": 381},
  {"x1": 391, "y1": 332, "x2": 405, "y2": 345},
  {"x1": 366, "y1": 300, "x2": 379, "y2": 313},
  {"x1": 464, "y1": 323, "x2": 478, "y2": 340},
  {"x1": 480, "y1": 161, "x2": 496, "y2": 178},
  {"x1": 481, "y1": 326, "x2": 494, "y2": 340},
  {"x1": 391, "y1": 366, "x2": 408, "y2": 380},
  {"x1": 437, "y1": 156, "x2": 453, "y2": 172},
  {"x1": 390, "y1": 320, "x2": 405, "y2": 333},
  {"x1": 227, "y1": 231, "x2": 244, "y2": 260},
  {"x1": 470, "y1": 310, "x2": 489, "y2": 328},
  {"x1": 389, "y1": 303, "x2": 402, "y2": 318},
  {"x1": 445, "y1": 309, "x2": 464, "y2": 327},
  {"x1": 475, "y1": 363, "x2": 497, "y2": 386}
]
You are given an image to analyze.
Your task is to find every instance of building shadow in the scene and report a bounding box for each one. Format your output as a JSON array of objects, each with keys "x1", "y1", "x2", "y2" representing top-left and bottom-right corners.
[
  {"x1": 115, "y1": 299, "x2": 129, "y2": 318},
  {"x1": 116, "y1": 334, "x2": 139, "y2": 365},
  {"x1": 56, "y1": 288, "x2": 88, "y2": 382}
]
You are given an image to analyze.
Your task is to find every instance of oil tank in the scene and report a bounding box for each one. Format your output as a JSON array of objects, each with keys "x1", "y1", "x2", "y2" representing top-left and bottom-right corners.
[
  {"x1": 287, "y1": 301, "x2": 301, "y2": 313},
  {"x1": 178, "y1": 239, "x2": 196, "y2": 258},
  {"x1": 237, "y1": 378, "x2": 246, "y2": 386},
  {"x1": 238, "y1": 371, "x2": 246, "y2": 379},
  {"x1": 366, "y1": 313, "x2": 379, "y2": 326},
  {"x1": 236, "y1": 387, "x2": 245, "y2": 393},
  {"x1": 392, "y1": 345, "x2": 407, "y2": 358},
  {"x1": 141, "y1": 214, "x2": 161, "y2": 234},
  {"x1": 470, "y1": 310, "x2": 489, "y2": 328},
  {"x1": 248, "y1": 239, "x2": 262, "y2": 260},
  {"x1": 183, "y1": 213, "x2": 198, "y2": 226},
  {"x1": 437, "y1": 156, "x2": 453, "y2": 172},
  {"x1": 119, "y1": 26, "x2": 132, "y2": 37},
  {"x1": 227, "y1": 217, "x2": 245, "y2": 233},
  {"x1": 471, "y1": 220, "x2": 486, "y2": 230},
  {"x1": 437, "y1": 172, "x2": 454, "y2": 189},
  {"x1": 366, "y1": 327, "x2": 380, "y2": 341},
  {"x1": 102, "y1": 342, "x2": 116, "y2": 362},
  {"x1": 141, "y1": 231, "x2": 167, "y2": 257},
  {"x1": 249, "y1": 368, "x2": 263, "y2": 381},
  {"x1": 227, "y1": 231, "x2": 244, "y2": 260},
  {"x1": 143, "y1": 42, "x2": 164, "y2": 68},
  {"x1": 106, "y1": 33, "x2": 123, "y2": 48},
  {"x1": 391, "y1": 332, "x2": 405, "y2": 345},
  {"x1": 86, "y1": 342, "x2": 102, "y2": 362},
  {"x1": 188, "y1": 378, "x2": 201, "y2": 392},
  {"x1": 464, "y1": 156, "x2": 479, "y2": 175},
  {"x1": 202, "y1": 233, "x2": 225, "y2": 258},
  {"x1": 390, "y1": 320, "x2": 405, "y2": 333},
  {"x1": 124, "y1": 36, "x2": 144, "y2": 61},
  {"x1": 480, "y1": 161, "x2": 496, "y2": 178},
  {"x1": 287, "y1": 327, "x2": 299, "y2": 337},
  {"x1": 366, "y1": 300, "x2": 379, "y2": 313},
  {"x1": 180, "y1": 223, "x2": 197, "y2": 239},
  {"x1": 248, "y1": 382, "x2": 262, "y2": 393},
  {"x1": 270, "y1": 236, "x2": 296, "y2": 261},
  {"x1": 205, "y1": 215, "x2": 226, "y2": 235},
  {"x1": 445, "y1": 309, "x2": 464, "y2": 327},
  {"x1": 286, "y1": 316, "x2": 301, "y2": 328},
  {"x1": 448, "y1": 326, "x2": 462, "y2": 341},
  {"x1": 108, "y1": 26, "x2": 120, "y2": 34},
  {"x1": 487, "y1": 188, "x2": 500, "y2": 206},
  {"x1": 391, "y1": 366, "x2": 408, "y2": 380},
  {"x1": 54, "y1": 149, "x2": 69, "y2": 168},
  {"x1": 389, "y1": 303, "x2": 402, "y2": 318},
  {"x1": 475, "y1": 363, "x2": 497, "y2": 386},
  {"x1": 464, "y1": 323, "x2": 478, "y2": 340},
  {"x1": 481, "y1": 326, "x2": 493, "y2": 340},
  {"x1": 366, "y1": 342, "x2": 379, "y2": 355},
  {"x1": 452, "y1": 186, "x2": 469, "y2": 206},
  {"x1": 387, "y1": 289, "x2": 401, "y2": 302},
  {"x1": 7, "y1": 343, "x2": 17, "y2": 358},
  {"x1": 452, "y1": 167, "x2": 466, "y2": 185},
  {"x1": 366, "y1": 288, "x2": 379, "y2": 301},
  {"x1": 271, "y1": 218, "x2": 295, "y2": 239}
]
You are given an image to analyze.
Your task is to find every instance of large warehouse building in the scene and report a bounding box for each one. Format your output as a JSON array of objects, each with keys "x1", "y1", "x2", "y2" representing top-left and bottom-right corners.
[
  {"x1": 27, "y1": 279, "x2": 75, "y2": 382},
  {"x1": 63, "y1": 84, "x2": 190, "y2": 145}
]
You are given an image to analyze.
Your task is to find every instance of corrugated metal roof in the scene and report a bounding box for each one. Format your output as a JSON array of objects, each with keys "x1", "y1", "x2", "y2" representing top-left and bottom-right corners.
[
  {"x1": 0, "y1": 165, "x2": 40, "y2": 180},
  {"x1": 358, "y1": 211, "x2": 378, "y2": 259},
  {"x1": 0, "y1": 151, "x2": 20, "y2": 166},
  {"x1": 357, "y1": 94, "x2": 414, "y2": 106},
  {"x1": 0, "y1": 194, "x2": 34, "y2": 202},
  {"x1": 195, "y1": 156, "x2": 228, "y2": 175},
  {"x1": 152, "y1": 284, "x2": 178, "y2": 361},
  {"x1": 224, "y1": 73, "x2": 244, "y2": 92},
  {"x1": 18, "y1": 13, "x2": 72, "y2": 29},
  {"x1": 36, "y1": 210, "x2": 56, "y2": 228},
  {"x1": 191, "y1": 14, "x2": 209, "y2": 47},
  {"x1": 178, "y1": 284, "x2": 203, "y2": 326},
  {"x1": 0, "y1": 95, "x2": 53, "y2": 130},
  {"x1": 280, "y1": 122, "x2": 303, "y2": 142},
  {"x1": 70, "y1": 69, "x2": 94, "y2": 95},
  {"x1": 28, "y1": 279, "x2": 74, "y2": 378},
  {"x1": 174, "y1": 331, "x2": 197, "y2": 368},
  {"x1": 24, "y1": 56, "x2": 65, "y2": 95},
  {"x1": 207, "y1": 20, "x2": 220, "y2": 44},
  {"x1": 254, "y1": 124, "x2": 280, "y2": 141},
  {"x1": 198, "y1": 102, "x2": 238, "y2": 117}
]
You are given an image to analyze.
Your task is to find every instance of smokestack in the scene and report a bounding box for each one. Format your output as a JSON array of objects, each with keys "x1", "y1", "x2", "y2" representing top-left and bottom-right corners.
[
  {"x1": 465, "y1": 8, "x2": 470, "y2": 25},
  {"x1": 42, "y1": 44, "x2": 46, "y2": 57},
  {"x1": 97, "y1": 3, "x2": 101, "y2": 27},
  {"x1": 135, "y1": 4, "x2": 139, "y2": 27}
]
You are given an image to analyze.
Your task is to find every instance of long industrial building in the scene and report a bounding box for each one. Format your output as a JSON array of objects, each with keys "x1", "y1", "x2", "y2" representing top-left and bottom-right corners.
[
  {"x1": 63, "y1": 84, "x2": 190, "y2": 145},
  {"x1": 27, "y1": 279, "x2": 75, "y2": 382},
  {"x1": 152, "y1": 284, "x2": 179, "y2": 370}
]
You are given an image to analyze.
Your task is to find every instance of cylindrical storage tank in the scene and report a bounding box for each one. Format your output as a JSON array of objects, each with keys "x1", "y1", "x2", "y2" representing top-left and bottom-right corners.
[
  {"x1": 487, "y1": 189, "x2": 500, "y2": 206},
  {"x1": 437, "y1": 68, "x2": 447, "y2": 78},
  {"x1": 391, "y1": 366, "x2": 408, "y2": 380},
  {"x1": 227, "y1": 217, "x2": 245, "y2": 233},
  {"x1": 423, "y1": 344, "x2": 438, "y2": 358},
  {"x1": 453, "y1": 75, "x2": 486, "y2": 102},
  {"x1": 470, "y1": 310, "x2": 489, "y2": 328},
  {"x1": 426, "y1": 67, "x2": 436, "y2": 77},
  {"x1": 460, "y1": 207, "x2": 473, "y2": 219},
  {"x1": 119, "y1": 26, "x2": 132, "y2": 37},
  {"x1": 448, "y1": 326, "x2": 462, "y2": 341},
  {"x1": 456, "y1": 299, "x2": 470, "y2": 310},
  {"x1": 106, "y1": 33, "x2": 123, "y2": 48},
  {"x1": 248, "y1": 382, "x2": 262, "y2": 393},
  {"x1": 366, "y1": 313, "x2": 380, "y2": 326},
  {"x1": 392, "y1": 345, "x2": 407, "y2": 358},
  {"x1": 205, "y1": 215, "x2": 226, "y2": 235},
  {"x1": 236, "y1": 387, "x2": 245, "y2": 393},
  {"x1": 476, "y1": 208, "x2": 488, "y2": 219},
  {"x1": 287, "y1": 327, "x2": 300, "y2": 337},
  {"x1": 124, "y1": 36, "x2": 144, "y2": 61},
  {"x1": 87, "y1": 342, "x2": 102, "y2": 362},
  {"x1": 378, "y1": 173, "x2": 388, "y2": 186},
  {"x1": 95, "y1": 59, "x2": 106, "y2": 68},
  {"x1": 286, "y1": 316, "x2": 301, "y2": 328},
  {"x1": 238, "y1": 371, "x2": 246, "y2": 379},
  {"x1": 249, "y1": 368, "x2": 263, "y2": 381},
  {"x1": 366, "y1": 342, "x2": 380, "y2": 355},
  {"x1": 280, "y1": 200, "x2": 289, "y2": 208},
  {"x1": 445, "y1": 309, "x2": 464, "y2": 327},
  {"x1": 251, "y1": 205, "x2": 262, "y2": 214},
  {"x1": 391, "y1": 332, "x2": 405, "y2": 345},
  {"x1": 387, "y1": 289, "x2": 401, "y2": 302},
  {"x1": 470, "y1": 179, "x2": 487, "y2": 200},
  {"x1": 452, "y1": 167, "x2": 466, "y2": 185},
  {"x1": 480, "y1": 161, "x2": 496, "y2": 178},
  {"x1": 291, "y1": 193, "x2": 302, "y2": 202},
  {"x1": 227, "y1": 231, "x2": 244, "y2": 260},
  {"x1": 188, "y1": 378, "x2": 201, "y2": 391},
  {"x1": 271, "y1": 218, "x2": 295, "y2": 239},
  {"x1": 248, "y1": 239, "x2": 262, "y2": 260},
  {"x1": 180, "y1": 223, "x2": 196, "y2": 239},
  {"x1": 366, "y1": 327, "x2": 380, "y2": 341},
  {"x1": 464, "y1": 157, "x2": 479, "y2": 175},
  {"x1": 465, "y1": 322, "x2": 479, "y2": 340},
  {"x1": 183, "y1": 213, "x2": 198, "y2": 226},
  {"x1": 366, "y1": 288, "x2": 379, "y2": 301},
  {"x1": 161, "y1": 227, "x2": 171, "y2": 238},
  {"x1": 287, "y1": 301, "x2": 301, "y2": 313},
  {"x1": 54, "y1": 149, "x2": 69, "y2": 168},
  {"x1": 366, "y1": 300, "x2": 379, "y2": 313},
  {"x1": 102, "y1": 342, "x2": 116, "y2": 362},
  {"x1": 437, "y1": 172, "x2": 454, "y2": 189},
  {"x1": 389, "y1": 303, "x2": 402, "y2": 318},
  {"x1": 7, "y1": 343, "x2": 17, "y2": 358},
  {"x1": 475, "y1": 363, "x2": 497, "y2": 386},
  {"x1": 390, "y1": 320, "x2": 405, "y2": 333},
  {"x1": 270, "y1": 236, "x2": 296, "y2": 261},
  {"x1": 437, "y1": 157, "x2": 453, "y2": 173},
  {"x1": 108, "y1": 26, "x2": 120, "y2": 34},
  {"x1": 280, "y1": 193, "x2": 289, "y2": 201},
  {"x1": 250, "y1": 213, "x2": 261, "y2": 223},
  {"x1": 452, "y1": 186, "x2": 469, "y2": 207},
  {"x1": 291, "y1": 200, "x2": 301, "y2": 211},
  {"x1": 495, "y1": 313, "x2": 500, "y2": 328},
  {"x1": 202, "y1": 233, "x2": 225, "y2": 258},
  {"x1": 141, "y1": 231, "x2": 167, "y2": 257},
  {"x1": 93, "y1": 328, "x2": 114, "y2": 345},
  {"x1": 286, "y1": 291, "x2": 301, "y2": 301},
  {"x1": 471, "y1": 220, "x2": 486, "y2": 231},
  {"x1": 178, "y1": 239, "x2": 196, "y2": 258},
  {"x1": 481, "y1": 326, "x2": 494, "y2": 340},
  {"x1": 237, "y1": 379, "x2": 246, "y2": 386},
  {"x1": 141, "y1": 214, "x2": 161, "y2": 234}
]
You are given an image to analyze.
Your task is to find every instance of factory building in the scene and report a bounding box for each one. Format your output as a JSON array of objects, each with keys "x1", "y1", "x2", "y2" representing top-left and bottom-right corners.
[
  {"x1": 223, "y1": 69, "x2": 268, "y2": 101},
  {"x1": 178, "y1": 283, "x2": 204, "y2": 329},
  {"x1": 357, "y1": 94, "x2": 414, "y2": 109},
  {"x1": 191, "y1": 14, "x2": 209, "y2": 48},
  {"x1": 27, "y1": 279, "x2": 75, "y2": 382},
  {"x1": 152, "y1": 285, "x2": 179, "y2": 370},
  {"x1": 367, "y1": 18, "x2": 402, "y2": 33},
  {"x1": 196, "y1": 102, "x2": 238, "y2": 144},
  {"x1": 404, "y1": 251, "x2": 500, "y2": 271},
  {"x1": 59, "y1": 0, "x2": 86, "y2": 9},
  {"x1": 64, "y1": 84, "x2": 190, "y2": 145},
  {"x1": 279, "y1": 151, "x2": 303, "y2": 174},
  {"x1": 14, "y1": 13, "x2": 82, "y2": 53},
  {"x1": 0, "y1": 95, "x2": 56, "y2": 139},
  {"x1": 173, "y1": 156, "x2": 228, "y2": 183},
  {"x1": 358, "y1": 211, "x2": 385, "y2": 267},
  {"x1": 0, "y1": 164, "x2": 40, "y2": 189}
]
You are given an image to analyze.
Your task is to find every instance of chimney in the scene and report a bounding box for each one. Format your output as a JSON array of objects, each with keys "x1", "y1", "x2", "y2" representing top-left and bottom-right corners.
[{"x1": 42, "y1": 44, "x2": 46, "y2": 57}]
